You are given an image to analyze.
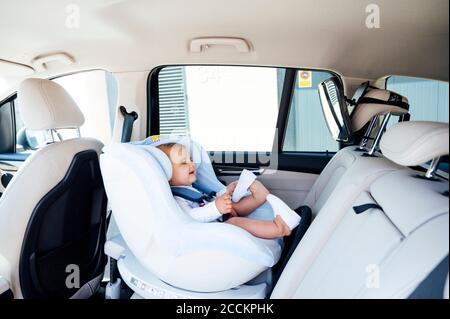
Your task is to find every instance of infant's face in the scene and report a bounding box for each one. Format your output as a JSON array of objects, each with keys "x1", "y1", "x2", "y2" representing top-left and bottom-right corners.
[{"x1": 167, "y1": 145, "x2": 197, "y2": 186}]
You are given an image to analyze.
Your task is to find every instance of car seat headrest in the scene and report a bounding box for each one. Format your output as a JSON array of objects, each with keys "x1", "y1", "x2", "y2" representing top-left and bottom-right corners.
[
  {"x1": 137, "y1": 145, "x2": 173, "y2": 181},
  {"x1": 17, "y1": 78, "x2": 85, "y2": 130},
  {"x1": 351, "y1": 89, "x2": 409, "y2": 132},
  {"x1": 380, "y1": 121, "x2": 449, "y2": 166},
  {"x1": 132, "y1": 135, "x2": 226, "y2": 195}
]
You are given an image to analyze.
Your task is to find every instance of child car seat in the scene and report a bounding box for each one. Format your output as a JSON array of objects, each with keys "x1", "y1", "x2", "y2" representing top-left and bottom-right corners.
[{"x1": 100, "y1": 135, "x2": 285, "y2": 296}]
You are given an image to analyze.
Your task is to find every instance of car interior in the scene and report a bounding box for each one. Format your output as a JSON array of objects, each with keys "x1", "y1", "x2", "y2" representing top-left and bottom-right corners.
[{"x1": 0, "y1": 0, "x2": 448, "y2": 299}]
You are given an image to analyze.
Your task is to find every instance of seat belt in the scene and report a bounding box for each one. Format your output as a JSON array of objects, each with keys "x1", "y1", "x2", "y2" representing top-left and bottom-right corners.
[
  {"x1": 353, "y1": 203, "x2": 382, "y2": 214},
  {"x1": 109, "y1": 106, "x2": 138, "y2": 227},
  {"x1": 408, "y1": 254, "x2": 449, "y2": 299},
  {"x1": 171, "y1": 186, "x2": 215, "y2": 203},
  {"x1": 105, "y1": 106, "x2": 138, "y2": 293},
  {"x1": 119, "y1": 106, "x2": 138, "y2": 143}
]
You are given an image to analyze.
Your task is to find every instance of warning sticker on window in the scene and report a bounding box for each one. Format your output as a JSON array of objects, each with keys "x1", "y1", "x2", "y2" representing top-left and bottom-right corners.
[{"x1": 298, "y1": 71, "x2": 312, "y2": 88}]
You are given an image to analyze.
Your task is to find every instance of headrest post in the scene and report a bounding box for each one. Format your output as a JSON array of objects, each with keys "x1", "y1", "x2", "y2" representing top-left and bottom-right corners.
[
  {"x1": 359, "y1": 115, "x2": 379, "y2": 150},
  {"x1": 48, "y1": 129, "x2": 55, "y2": 144},
  {"x1": 425, "y1": 156, "x2": 441, "y2": 179},
  {"x1": 76, "y1": 128, "x2": 81, "y2": 138},
  {"x1": 367, "y1": 113, "x2": 391, "y2": 156},
  {"x1": 51, "y1": 129, "x2": 63, "y2": 142}
]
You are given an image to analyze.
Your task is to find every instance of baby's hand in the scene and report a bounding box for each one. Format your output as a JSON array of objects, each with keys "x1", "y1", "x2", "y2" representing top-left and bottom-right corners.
[
  {"x1": 249, "y1": 180, "x2": 270, "y2": 198},
  {"x1": 228, "y1": 207, "x2": 238, "y2": 218},
  {"x1": 226, "y1": 181, "x2": 238, "y2": 195},
  {"x1": 215, "y1": 193, "x2": 233, "y2": 215}
]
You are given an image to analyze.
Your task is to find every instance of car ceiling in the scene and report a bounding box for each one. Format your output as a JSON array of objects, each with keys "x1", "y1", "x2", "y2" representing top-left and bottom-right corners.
[{"x1": 0, "y1": 0, "x2": 449, "y2": 82}]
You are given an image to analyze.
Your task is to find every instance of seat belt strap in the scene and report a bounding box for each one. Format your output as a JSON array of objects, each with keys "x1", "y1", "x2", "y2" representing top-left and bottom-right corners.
[
  {"x1": 119, "y1": 106, "x2": 138, "y2": 143},
  {"x1": 353, "y1": 203, "x2": 382, "y2": 214},
  {"x1": 171, "y1": 187, "x2": 213, "y2": 203}
]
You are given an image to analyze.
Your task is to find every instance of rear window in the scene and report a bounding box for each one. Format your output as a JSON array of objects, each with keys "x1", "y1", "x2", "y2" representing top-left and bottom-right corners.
[
  {"x1": 387, "y1": 75, "x2": 449, "y2": 174},
  {"x1": 386, "y1": 76, "x2": 449, "y2": 123}
]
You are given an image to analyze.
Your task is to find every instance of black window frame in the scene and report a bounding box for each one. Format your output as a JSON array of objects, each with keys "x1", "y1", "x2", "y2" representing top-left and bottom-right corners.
[
  {"x1": 0, "y1": 93, "x2": 18, "y2": 154},
  {"x1": 275, "y1": 68, "x2": 344, "y2": 156}
]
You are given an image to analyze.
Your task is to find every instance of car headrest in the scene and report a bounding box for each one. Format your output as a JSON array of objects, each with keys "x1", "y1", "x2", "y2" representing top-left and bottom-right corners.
[
  {"x1": 17, "y1": 78, "x2": 85, "y2": 130},
  {"x1": 137, "y1": 145, "x2": 173, "y2": 180},
  {"x1": 132, "y1": 135, "x2": 226, "y2": 195},
  {"x1": 351, "y1": 89, "x2": 409, "y2": 131},
  {"x1": 380, "y1": 121, "x2": 449, "y2": 166}
]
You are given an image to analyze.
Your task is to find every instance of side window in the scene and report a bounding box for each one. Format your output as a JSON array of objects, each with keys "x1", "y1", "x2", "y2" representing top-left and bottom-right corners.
[
  {"x1": 157, "y1": 65, "x2": 282, "y2": 152},
  {"x1": 386, "y1": 76, "x2": 449, "y2": 123},
  {"x1": 13, "y1": 70, "x2": 118, "y2": 153},
  {"x1": 282, "y1": 70, "x2": 339, "y2": 153},
  {"x1": 154, "y1": 66, "x2": 338, "y2": 153}
]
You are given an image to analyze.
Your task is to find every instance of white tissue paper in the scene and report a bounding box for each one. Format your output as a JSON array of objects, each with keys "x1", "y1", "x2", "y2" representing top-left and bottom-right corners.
[{"x1": 231, "y1": 169, "x2": 257, "y2": 203}]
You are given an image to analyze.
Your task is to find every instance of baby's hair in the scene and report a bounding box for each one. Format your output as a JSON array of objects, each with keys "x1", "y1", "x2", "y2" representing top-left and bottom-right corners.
[
  {"x1": 157, "y1": 143, "x2": 187, "y2": 163},
  {"x1": 157, "y1": 143, "x2": 177, "y2": 153}
]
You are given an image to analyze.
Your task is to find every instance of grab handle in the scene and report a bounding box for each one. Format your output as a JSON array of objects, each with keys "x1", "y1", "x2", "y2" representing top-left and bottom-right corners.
[{"x1": 190, "y1": 37, "x2": 251, "y2": 53}]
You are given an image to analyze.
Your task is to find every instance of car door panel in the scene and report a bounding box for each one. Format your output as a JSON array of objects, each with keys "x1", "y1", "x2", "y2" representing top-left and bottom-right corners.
[{"x1": 218, "y1": 169, "x2": 318, "y2": 210}]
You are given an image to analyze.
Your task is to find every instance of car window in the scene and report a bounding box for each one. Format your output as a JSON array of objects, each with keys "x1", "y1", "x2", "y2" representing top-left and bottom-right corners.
[
  {"x1": 157, "y1": 65, "x2": 282, "y2": 152},
  {"x1": 386, "y1": 76, "x2": 449, "y2": 123},
  {"x1": 282, "y1": 70, "x2": 339, "y2": 153},
  {"x1": 154, "y1": 65, "x2": 337, "y2": 153},
  {"x1": 0, "y1": 75, "x2": 21, "y2": 100},
  {"x1": 13, "y1": 70, "x2": 118, "y2": 153}
]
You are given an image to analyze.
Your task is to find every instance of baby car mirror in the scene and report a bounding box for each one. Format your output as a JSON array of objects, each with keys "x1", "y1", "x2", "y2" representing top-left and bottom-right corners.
[{"x1": 318, "y1": 76, "x2": 353, "y2": 143}]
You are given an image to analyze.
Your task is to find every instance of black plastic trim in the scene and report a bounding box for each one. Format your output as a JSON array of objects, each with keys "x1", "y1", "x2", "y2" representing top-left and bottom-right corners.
[
  {"x1": 148, "y1": 67, "x2": 162, "y2": 136},
  {"x1": 0, "y1": 95, "x2": 17, "y2": 154},
  {"x1": 19, "y1": 150, "x2": 107, "y2": 299},
  {"x1": 275, "y1": 68, "x2": 296, "y2": 153},
  {"x1": 270, "y1": 205, "x2": 312, "y2": 294},
  {"x1": 0, "y1": 289, "x2": 14, "y2": 299}
]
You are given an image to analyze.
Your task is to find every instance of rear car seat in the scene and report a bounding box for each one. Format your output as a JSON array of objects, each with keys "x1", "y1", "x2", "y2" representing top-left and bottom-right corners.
[
  {"x1": 0, "y1": 79, "x2": 107, "y2": 299},
  {"x1": 305, "y1": 88, "x2": 409, "y2": 217},
  {"x1": 271, "y1": 121, "x2": 449, "y2": 298},
  {"x1": 270, "y1": 84, "x2": 410, "y2": 287}
]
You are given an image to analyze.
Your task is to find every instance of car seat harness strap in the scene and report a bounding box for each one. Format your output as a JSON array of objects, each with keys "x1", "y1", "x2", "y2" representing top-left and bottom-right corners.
[
  {"x1": 358, "y1": 95, "x2": 410, "y2": 110},
  {"x1": 171, "y1": 186, "x2": 216, "y2": 203}
]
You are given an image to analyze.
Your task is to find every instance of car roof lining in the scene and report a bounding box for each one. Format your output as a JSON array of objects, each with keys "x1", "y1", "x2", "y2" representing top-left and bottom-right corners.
[{"x1": 0, "y1": 0, "x2": 448, "y2": 85}]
